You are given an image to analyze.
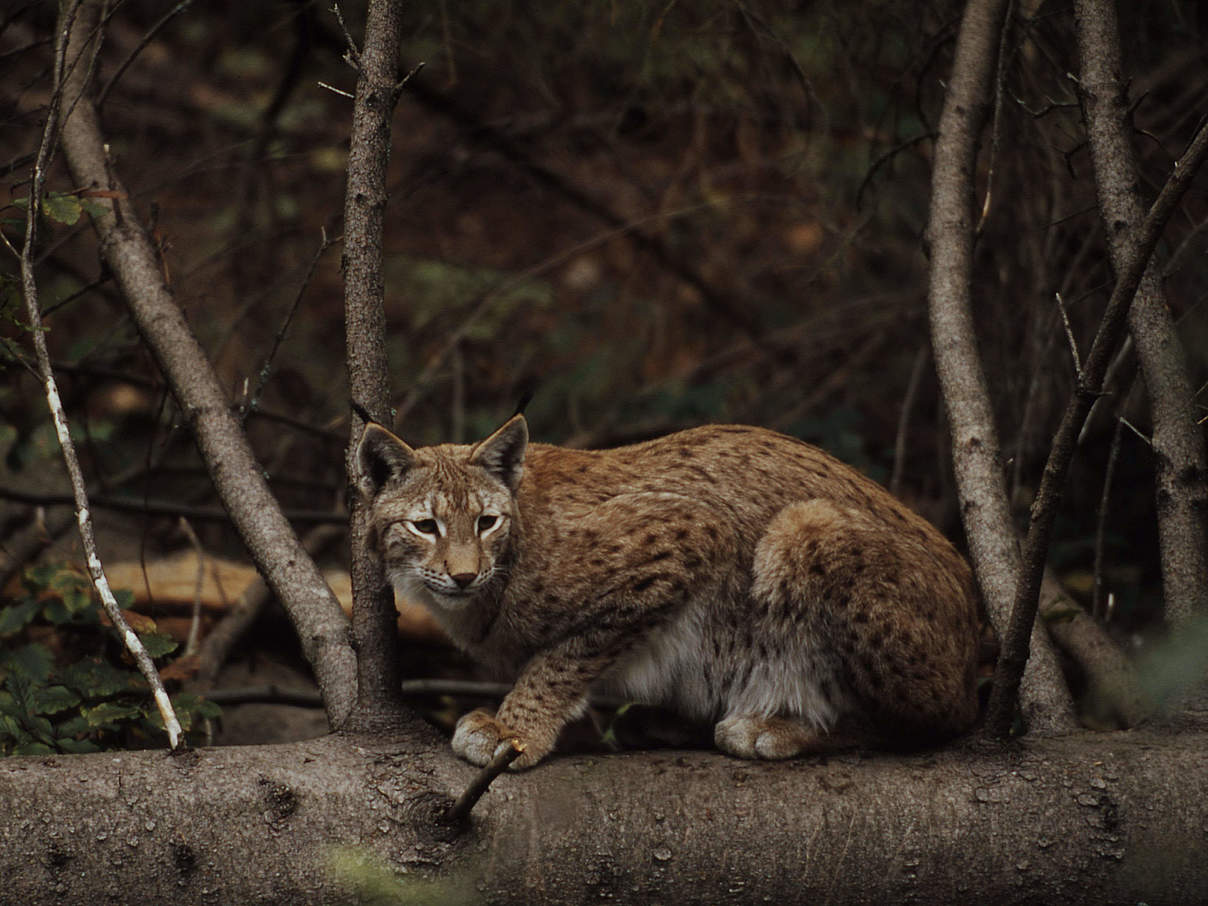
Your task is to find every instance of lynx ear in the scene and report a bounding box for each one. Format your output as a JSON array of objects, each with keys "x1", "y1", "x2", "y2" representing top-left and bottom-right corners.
[
  {"x1": 469, "y1": 414, "x2": 528, "y2": 492},
  {"x1": 354, "y1": 423, "x2": 415, "y2": 501}
]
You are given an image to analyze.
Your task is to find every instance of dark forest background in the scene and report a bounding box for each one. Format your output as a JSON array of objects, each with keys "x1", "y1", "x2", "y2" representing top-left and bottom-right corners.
[{"x1": 3, "y1": 0, "x2": 1206, "y2": 687}]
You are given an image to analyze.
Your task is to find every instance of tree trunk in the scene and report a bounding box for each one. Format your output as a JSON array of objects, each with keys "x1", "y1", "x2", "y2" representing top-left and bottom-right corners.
[
  {"x1": 56, "y1": 0, "x2": 358, "y2": 727},
  {"x1": 1072, "y1": 0, "x2": 1208, "y2": 630},
  {"x1": 0, "y1": 731, "x2": 1205, "y2": 904},
  {"x1": 925, "y1": 0, "x2": 1075, "y2": 732}
]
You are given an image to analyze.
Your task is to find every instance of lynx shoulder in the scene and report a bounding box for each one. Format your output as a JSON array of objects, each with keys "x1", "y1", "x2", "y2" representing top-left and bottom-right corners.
[{"x1": 355, "y1": 415, "x2": 981, "y2": 769}]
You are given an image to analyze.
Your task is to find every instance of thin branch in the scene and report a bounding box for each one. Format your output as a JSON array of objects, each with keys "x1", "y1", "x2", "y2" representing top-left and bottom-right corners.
[
  {"x1": 1053, "y1": 292, "x2": 1083, "y2": 378},
  {"x1": 177, "y1": 517, "x2": 205, "y2": 656},
  {"x1": 0, "y1": 485, "x2": 346, "y2": 525},
  {"x1": 9, "y1": 0, "x2": 182, "y2": 750},
  {"x1": 442, "y1": 740, "x2": 524, "y2": 825},
  {"x1": 192, "y1": 524, "x2": 344, "y2": 692},
  {"x1": 985, "y1": 115, "x2": 1208, "y2": 738},
  {"x1": 96, "y1": 0, "x2": 194, "y2": 109},
  {"x1": 242, "y1": 229, "x2": 333, "y2": 423},
  {"x1": 891, "y1": 347, "x2": 929, "y2": 499},
  {"x1": 1093, "y1": 396, "x2": 1130, "y2": 620}
]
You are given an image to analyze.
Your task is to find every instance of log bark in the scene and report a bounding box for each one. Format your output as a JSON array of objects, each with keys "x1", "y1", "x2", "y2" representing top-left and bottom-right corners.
[{"x1": 1, "y1": 730, "x2": 1206, "y2": 904}]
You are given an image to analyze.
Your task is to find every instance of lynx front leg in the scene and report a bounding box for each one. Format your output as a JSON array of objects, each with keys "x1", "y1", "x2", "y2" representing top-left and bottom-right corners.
[{"x1": 453, "y1": 647, "x2": 614, "y2": 769}]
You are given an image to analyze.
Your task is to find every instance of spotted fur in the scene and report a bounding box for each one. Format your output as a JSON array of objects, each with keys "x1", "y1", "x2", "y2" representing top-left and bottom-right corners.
[{"x1": 356, "y1": 416, "x2": 980, "y2": 769}]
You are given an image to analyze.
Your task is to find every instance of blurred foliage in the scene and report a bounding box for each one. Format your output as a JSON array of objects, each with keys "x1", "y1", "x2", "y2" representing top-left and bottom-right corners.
[
  {"x1": 0, "y1": 565, "x2": 219, "y2": 756},
  {"x1": 0, "y1": 0, "x2": 1204, "y2": 644}
]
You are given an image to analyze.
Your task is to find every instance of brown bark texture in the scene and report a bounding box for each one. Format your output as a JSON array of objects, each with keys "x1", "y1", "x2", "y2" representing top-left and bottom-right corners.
[
  {"x1": 56, "y1": 2, "x2": 357, "y2": 727},
  {"x1": 0, "y1": 729, "x2": 1205, "y2": 905},
  {"x1": 341, "y1": 0, "x2": 408, "y2": 725},
  {"x1": 1072, "y1": 0, "x2": 1208, "y2": 630},
  {"x1": 925, "y1": 0, "x2": 1075, "y2": 733}
]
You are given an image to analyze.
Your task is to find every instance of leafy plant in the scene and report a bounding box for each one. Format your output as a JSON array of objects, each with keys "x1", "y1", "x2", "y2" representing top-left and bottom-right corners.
[{"x1": 0, "y1": 564, "x2": 219, "y2": 756}]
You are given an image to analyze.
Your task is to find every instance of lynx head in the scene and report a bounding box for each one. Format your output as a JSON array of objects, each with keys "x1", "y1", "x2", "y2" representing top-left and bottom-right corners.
[{"x1": 354, "y1": 415, "x2": 528, "y2": 610}]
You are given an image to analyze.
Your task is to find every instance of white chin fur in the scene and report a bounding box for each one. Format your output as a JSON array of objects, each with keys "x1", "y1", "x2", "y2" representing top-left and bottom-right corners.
[{"x1": 394, "y1": 573, "x2": 474, "y2": 611}]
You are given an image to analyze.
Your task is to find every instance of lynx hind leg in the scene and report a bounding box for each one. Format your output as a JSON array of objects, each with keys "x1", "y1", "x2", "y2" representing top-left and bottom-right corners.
[
  {"x1": 752, "y1": 499, "x2": 980, "y2": 743},
  {"x1": 714, "y1": 715, "x2": 843, "y2": 760}
]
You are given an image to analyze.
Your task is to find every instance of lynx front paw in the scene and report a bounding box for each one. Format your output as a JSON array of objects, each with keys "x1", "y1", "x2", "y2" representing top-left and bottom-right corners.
[
  {"x1": 714, "y1": 715, "x2": 822, "y2": 760},
  {"x1": 452, "y1": 709, "x2": 546, "y2": 770}
]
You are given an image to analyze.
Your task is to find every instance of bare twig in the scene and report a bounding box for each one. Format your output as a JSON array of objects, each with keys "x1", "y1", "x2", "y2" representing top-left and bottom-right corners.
[
  {"x1": 96, "y1": 0, "x2": 193, "y2": 109},
  {"x1": 192, "y1": 523, "x2": 344, "y2": 691},
  {"x1": 890, "y1": 347, "x2": 929, "y2": 499},
  {"x1": 177, "y1": 517, "x2": 205, "y2": 656},
  {"x1": 0, "y1": 485, "x2": 345, "y2": 525},
  {"x1": 242, "y1": 229, "x2": 333, "y2": 423},
  {"x1": 8, "y1": 0, "x2": 182, "y2": 749},
  {"x1": 1093, "y1": 399, "x2": 1129, "y2": 620},
  {"x1": 985, "y1": 114, "x2": 1208, "y2": 738},
  {"x1": 443, "y1": 740, "x2": 524, "y2": 825},
  {"x1": 1053, "y1": 292, "x2": 1083, "y2": 378}
]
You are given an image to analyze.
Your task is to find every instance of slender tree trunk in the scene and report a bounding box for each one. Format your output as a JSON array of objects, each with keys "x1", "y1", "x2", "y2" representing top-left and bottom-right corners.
[
  {"x1": 57, "y1": 1, "x2": 357, "y2": 727},
  {"x1": 341, "y1": 0, "x2": 409, "y2": 726},
  {"x1": 925, "y1": 0, "x2": 1075, "y2": 733},
  {"x1": 1072, "y1": 0, "x2": 1208, "y2": 630}
]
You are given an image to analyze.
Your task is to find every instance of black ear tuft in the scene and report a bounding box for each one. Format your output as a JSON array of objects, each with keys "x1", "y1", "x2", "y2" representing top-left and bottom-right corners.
[
  {"x1": 354, "y1": 423, "x2": 415, "y2": 501},
  {"x1": 469, "y1": 414, "x2": 528, "y2": 492}
]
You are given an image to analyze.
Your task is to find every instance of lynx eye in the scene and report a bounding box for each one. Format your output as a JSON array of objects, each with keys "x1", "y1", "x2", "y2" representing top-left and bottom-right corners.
[
  {"x1": 477, "y1": 515, "x2": 500, "y2": 533},
  {"x1": 409, "y1": 518, "x2": 440, "y2": 536}
]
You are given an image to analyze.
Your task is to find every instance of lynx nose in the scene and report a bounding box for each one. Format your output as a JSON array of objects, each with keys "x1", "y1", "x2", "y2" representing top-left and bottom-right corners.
[{"x1": 450, "y1": 572, "x2": 477, "y2": 590}]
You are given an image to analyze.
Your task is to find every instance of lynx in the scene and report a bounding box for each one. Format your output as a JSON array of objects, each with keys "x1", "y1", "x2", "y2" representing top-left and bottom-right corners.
[{"x1": 355, "y1": 415, "x2": 980, "y2": 769}]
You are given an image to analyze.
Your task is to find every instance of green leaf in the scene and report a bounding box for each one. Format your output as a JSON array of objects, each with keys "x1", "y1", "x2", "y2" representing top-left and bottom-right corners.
[
  {"x1": 55, "y1": 737, "x2": 100, "y2": 754},
  {"x1": 113, "y1": 588, "x2": 135, "y2": 610},
  {"x1": 28, "y1": 714, "x2": 54, "y2": 744},
  {"x1": 0, "y1": 601, "x2": 40, "y2": 636},
  {"x1": 79, "y1": 198, "x2": 107, "y2": 219},
  {"x1": 42, "y1": 192, "x2": 83, "y2": 226},
  {"x1": 1, "y1": 643, "x2": 53, "y2": 685},
  {"x1": 34, "y1": 685, "x2": 81, "y2": 716},
  {"x1": 80, "y1": 701, "x2": 142, "y2": 729},
  {"x1": 13, "y1": 742, "x2": 54, "y2": 756},
  {"x1": 40, "y1": 598, "x2": 73, "y2": 625},
  {"x1": 137, "y1": 631, "x2": 178, "y2": 659},
  {"x1": 54, "y1": 715, "x2": 89, "y2": 737},
  {"x1": 59, "y1": 658, "x2": 141, "y2": 697},
  {"x1": 0, "y1": 714, "x2": 28, "y2": 743}
]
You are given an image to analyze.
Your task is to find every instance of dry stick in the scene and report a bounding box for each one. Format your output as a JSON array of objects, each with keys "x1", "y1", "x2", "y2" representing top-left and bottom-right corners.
[
  {"x1": 192, "y1": 523, "x2": 344, "y2": 692},
  {"x1": 443, "y1": 740, "x2": 525, "y2": 825},
  {"x1": 926, "y1": 0, "x2": 1075, "y2": 733},
  {"x1": 1074, "y1": 0, "x2": 1208, "y2": 630},
  {"x1": 890, "y1": 346, "x2": 928, "y2": 499},
  {"x1": 58, "y1": 1, "x2": 357, "y2": 728},
  {"x1": 177, "y1": 517, "x2": 205, "y2": 656},
  {"x1": 1038, "y1": 570, "x2": 1150, "y2": 728},
  {"x1": 340, "y1": 0, "x2": 408, "y2": 721},
  {"x1": 1093, "y1": 389, "x2": 1131, "y2": 621},
  {"x1": 242, "y1": 229, "x2": 333, "y2": 424},
  {"x1": 0, "y1": 485, "x2": 345, "y2": 525},
  {"x1": 985, "y1": 118, "x2": 1208, "y2": 738},
  {"x1": 6, "y1": 1, "x2": 183, "y2": 749}
]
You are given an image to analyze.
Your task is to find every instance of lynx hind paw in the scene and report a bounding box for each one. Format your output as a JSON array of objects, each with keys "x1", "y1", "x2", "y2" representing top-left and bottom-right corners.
[
  {"x1": 452, "y1": 709, "x2": 541, "y2": 770},
  {"x1": 714, "y1": 715, "x2": 825, "y2": 760}
]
